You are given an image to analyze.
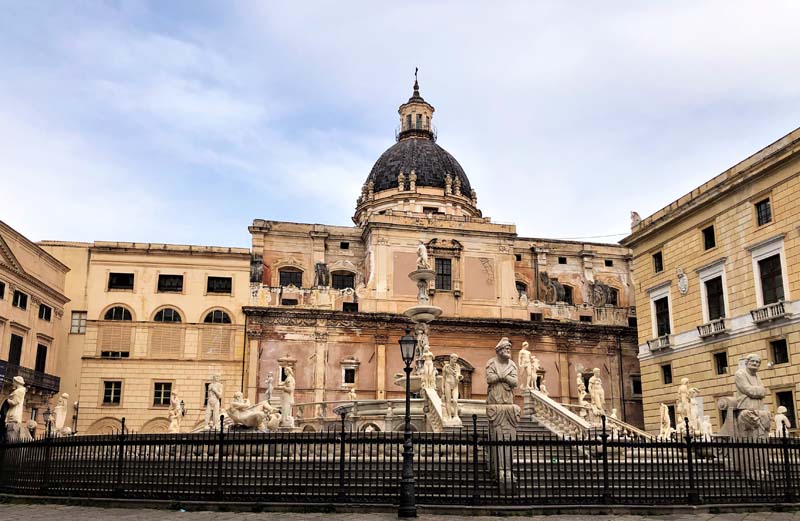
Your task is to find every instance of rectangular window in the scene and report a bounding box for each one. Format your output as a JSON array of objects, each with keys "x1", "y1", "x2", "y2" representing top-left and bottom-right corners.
[
  {"x1": 343, "y1": 368, "x2": 356, "y2": 384},
  {"x1": 342, "y1": 302, "x2": 359, "y2": 312},
  {"x1": 206, "y1": 276, "x2": 232, "y2": 294},
  {"x1": 423, "y1": 206, "x2": 440, "y2": 214},
  {"x1": 758, "y1": 254, "x2": 784, "y2": 304},
  {"x1": 34, "y1": 344, "x2": 47, "y2": 373},
  {"x1": 667, "y1": 405, "x2": 677, "y2": 429},
  {"x1": 654, "y1": 296, "x2": 671, "y2": 336},
  {"x1": 70, "y1": 311, "x2": 88, "y2": 334},
  {"x1": 515, "y1": 253, "x2": 522, "y2": 262},
  {"x1": 530, "y1": 313, "x2": 543, "y2": 322},
  {"x1": 153, "y1": 382, "x2": 172, "y2": 407},
  {"x1": 332, "y1": 272, "x2": 355, "y2": 290},
  {"x1": 563, "y1": 286, "x2": 573, "y2": 305},
  {"x1": 30, "y1": 409, "x2": 38, "y2": 422},
  {"x1": 661, "y1": 364, "x2": 673, "y2": 385},
  {"x1": 279, "y1": 270, "x2": 303, "y2": 287},
  {"x1": 405, "y1": 114, "x2": 411, "y2": 130},
  {"x1": 628, "y1": 316, "x2": 637, "y2": 328},
  {"x1": 416, "y1": 114, "x2": 422, "y2": 129},
  {"x1": 713, "y1": 351, "x2": 728, "y2": 375},
  {"x1": 579, "y1": 315, "x2": 593, "y2": 323},
  {"x1": 702, "y1": 225, "x2": 716, "y2": 250},
  {"x1": 705, "y1": 276, "x2": 725, "y2": 320},
  {"x1": 776, "y1": 390, "x2": 796, "y2": 429},
  {"x1": 8, "y1": 334, "x2": 23, "y2": 366},
  {"x1": 204, "y1": 383, "x2": 210, "y2": 406},
  {"x1": 607, "y1": 288, "x2": 618, "y2": 306},
  {"x1": 631, "y1": 375, "x2": 642, "y2": 396},
  {"x1": 771, "y1": 338, "x2": 790, "y2": 365},
  {"x1": 157, "y1": 274, "x2": 184, "y2": 293},
  {"x1": 605, "y1": 259, "x2": 613, "y2": 267},
  {"x1": 435, "y1": 258, "x2": 452, "y2": 290},
  {"x1": 281, "y1": 298, "x2": 299, "y2": 306},
  {"x1": 558, "y1": 256, "x2": 567, "y2": 265},
  {"x1": 38, "y1": 303, "x2": 52, "y2": 322},
  {"x1": 0, "y1": 280, "x2": 5, "y2": 299},
  {"x1": 340, "y1": 242, "x2": 350, "y2": 250},
  {"x1": 653, "y1": 252, "x2": 663, "y2": 273},
  {"x1": 108, "y1": 272, "x2": 134, "y2": 291},
  {"x1": 103, "y1": 381, "x2": 122, "y2": 405},
  {"x1": 12, "y1": 290, "x2": 27, "y2": 310},
  {"x1": 756, "y1": 198, "x2": 772, "y2": 226},
  {"x1": 100, "y1": 351, "x2": 130, "y2": 359}
]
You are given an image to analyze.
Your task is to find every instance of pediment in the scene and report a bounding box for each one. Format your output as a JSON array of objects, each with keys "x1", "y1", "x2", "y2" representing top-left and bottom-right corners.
[{"x1": 0, "y1": 235, "x2": 24, "y2": 274}]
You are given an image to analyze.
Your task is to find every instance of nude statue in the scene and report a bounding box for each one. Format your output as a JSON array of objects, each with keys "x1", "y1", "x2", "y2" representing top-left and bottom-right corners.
[
  {"x1": 168, "y1": 391, "x2": 183, "y2": 434},
  {"x1": 204, "y1": 374, "x2": 224, "y2": 430},
  {"x1": 518, "y1": 342, "x2": 532, "y2": 390},
  {"x1": 228, "y1": 391, "x2": 279, "y2": 431},
  {"x1": 266, "y1": 372, "x2": 274, "y2": 402},
  {"x1": 420, "y1": 349, "x2": 437, "y2": 390},
  {"x1": 442, "y1": 353, "x2": 463, "y2": 420},
  {"x1": 53, "y1": 393, "x2": 69, "y2": 435},
  {"x1": 416, "y1": 240, "x2": 430, "y2": 270},
  {"x1": 281, "y1": 367, "x2": 296, "y2": 427},
  {"x1": 676, "y1": 377, "x2": 691, "y2": 431},
  {"x1": 659, "y1": 403, "x2": 673, "y2": 439},
  {"x1": 531, "y1": 355, "x2": 541, "y2": 391},
  {"x1": 588, "y1": 367, "x2": 605, "y2": 415},
  {"x1": 774, "y1": 406, "x2": 791, "y2": 437}
]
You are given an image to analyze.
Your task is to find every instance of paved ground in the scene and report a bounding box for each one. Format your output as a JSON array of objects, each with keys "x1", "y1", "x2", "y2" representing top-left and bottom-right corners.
[{"x1": 1, "y1": 504, "x2": 800, "y2": 520}]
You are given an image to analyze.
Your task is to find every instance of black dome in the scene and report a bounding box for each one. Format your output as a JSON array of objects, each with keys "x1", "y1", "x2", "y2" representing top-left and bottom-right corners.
[{"x1": 366, "y1": 138, "x2": 472, "y2": 197}]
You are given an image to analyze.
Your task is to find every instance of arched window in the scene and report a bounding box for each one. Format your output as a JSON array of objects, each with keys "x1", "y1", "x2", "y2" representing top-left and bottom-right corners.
[
  {"x1": 279, "y1": 268, "x2": 303, "y2": 288},
  {"x1": 516, "y1": 281, "x2": 528, "y2": 298},
  {"x1": 154, "y1": 308, "x2": 182, "y2": 323},
  {"x1": 204, "y1": 310, "x2": 231, "y2": 324},
  {"x1": 607, "y1": 287, "x2": 619, "y2": 306},
  {"x1": 104, "y1": 306, "x2": 132, "y2": 321},
  {"x1": 331, "y1": 271, "x2": 355, "y2": 290},
  {"x1": 562, "y1": 285, "x2": 574, "y2": 305}
]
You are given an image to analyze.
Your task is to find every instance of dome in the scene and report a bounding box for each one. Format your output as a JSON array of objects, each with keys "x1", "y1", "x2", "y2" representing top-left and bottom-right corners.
[{"x1": 366, "y1": 138, "x2": 473, "y2": 197}]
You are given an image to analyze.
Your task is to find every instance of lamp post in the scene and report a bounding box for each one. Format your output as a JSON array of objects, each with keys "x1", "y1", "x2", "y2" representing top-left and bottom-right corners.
[
  {"x1": 398, "y1": 327, "x2": 417, "y2": 518},
  {"x1": 43, "y1": 407, "x2": 53, "y2": 438},
  {"x1": 72, "y1": 401, "x2": 79, "y2": 434}
]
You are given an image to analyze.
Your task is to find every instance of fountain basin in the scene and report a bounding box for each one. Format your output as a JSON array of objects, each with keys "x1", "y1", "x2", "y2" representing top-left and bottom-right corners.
[
  {"x1": 393, "y1": 373, "x2": 442, "y2": 393},
  {"x1": 404, "y1": 304, "x2": 442, "y2": 323},
  {"x1": 409, "y1": 269, "x2": 435, "y2": 283}
]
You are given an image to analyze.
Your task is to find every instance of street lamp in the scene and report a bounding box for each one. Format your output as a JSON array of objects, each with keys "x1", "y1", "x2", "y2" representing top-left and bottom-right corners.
[
  {"x1": 72, "y1": 401, "x2": 79, "y2": 434},
  {"x1": 398, "y1": 327, "x2": 417, "y2": 518},
  {"x1": 43, "y1": 407, "x2": 53, "y2": 438}
]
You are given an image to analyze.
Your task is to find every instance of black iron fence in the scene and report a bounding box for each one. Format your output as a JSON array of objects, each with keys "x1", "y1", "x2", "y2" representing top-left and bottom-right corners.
[{"x1": 0, "y1": 415, "x2": 798, "y2": 506}]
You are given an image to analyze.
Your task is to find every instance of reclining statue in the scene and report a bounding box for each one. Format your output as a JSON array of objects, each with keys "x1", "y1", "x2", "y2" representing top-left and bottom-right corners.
[{"x1": 227, "y1": 391, "x2": 281, "y2": 431}]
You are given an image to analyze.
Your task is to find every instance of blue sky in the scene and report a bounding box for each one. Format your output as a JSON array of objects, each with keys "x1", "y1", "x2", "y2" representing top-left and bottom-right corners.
[{"x1": 2, "y1": 1, "x2": 799, "y2": 247}]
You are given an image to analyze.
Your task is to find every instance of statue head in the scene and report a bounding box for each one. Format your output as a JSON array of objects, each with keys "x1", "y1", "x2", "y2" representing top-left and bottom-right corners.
[
  {"x1": 689, "y1": 387, "x2": 699, "y2": 398},
  {"x1": 745, "y1": 353, "x2": 762, "y2": 374},
  {"x1": 449, "y1": 353, "x2": 458, "y2": 364},
  {"x1": 61, "y1": 392, "x2": 69, "y2": 399},
  {"x1": 522, "y1": 341, "x2": 529, "y2": 350},
  {"x1": 593, "y1": 367, "x2": 600, "y2": 376},
  {"x1": 778, "y1": 405, "x2": 788, "y2": 414},
  {"x1": 12, "y1": 376, "x2": 24, "y2": 389},
  {"x1": 285, "y1": 367, "x2": 294, "y2": 377},
  {"x1": 233, "y1": 391, "x2": 243, "y2": 401},
  {"x1": 495, "y1": 337, "x2": 512, "y2": 360},
  {"x1": 210, "y1": 374, "x2": 220, "y2": 383}
]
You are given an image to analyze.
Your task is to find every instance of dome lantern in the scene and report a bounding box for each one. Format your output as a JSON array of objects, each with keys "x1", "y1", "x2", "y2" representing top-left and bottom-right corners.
[{"x1": 397, "y1": 69, "x2": 436, "y2": 142}]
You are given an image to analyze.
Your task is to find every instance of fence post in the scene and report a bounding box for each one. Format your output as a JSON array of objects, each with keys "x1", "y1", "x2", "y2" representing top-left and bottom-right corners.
[
  {"x1": 782, "y1": 424, "x2": 795, "y2": 503},
  {"x1": 114, "y1": 417, "x2": 126, "y2": 498},
  {"x1": 216, "y1": 414, "x2": 225, "y2": 500},
  {"x1": 601, "y1": 415, "x2": 610, "y2": 504},
  {"x1": 684, "y1": 417, "x2": 699, "y2": 504},
  {"x1": 471, "y1": 414, "x2": 479, "y2": 504},
  {"x1": 337, "y1": 411, "x2": 347, "y2": 502}
]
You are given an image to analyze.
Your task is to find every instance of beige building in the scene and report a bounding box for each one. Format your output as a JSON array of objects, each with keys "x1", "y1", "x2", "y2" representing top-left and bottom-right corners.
[
  {"x1": 0, "y1": 220, "x2": 69, "y2": 435},
  {"x1": 621, "y1": 127, "x2": 800, "y2": 434},
  {"x1": 246, "y1": 80, "x2": 644, "y2": 427},
  {"x1": 40, "y1": 241, "x2": 250, "y2": 434}
]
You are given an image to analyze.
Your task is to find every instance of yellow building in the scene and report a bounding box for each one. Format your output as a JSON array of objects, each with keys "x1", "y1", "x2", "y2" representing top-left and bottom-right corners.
[
  {"x1": 621, "y1": 127, "x2": 800, "y2": 434},
  {"x1": 0, "y1": 220, "x2": 69, "y2": 435},
  {"x1": 40, "y1": 241, "x2": 250, "y2": 434}
]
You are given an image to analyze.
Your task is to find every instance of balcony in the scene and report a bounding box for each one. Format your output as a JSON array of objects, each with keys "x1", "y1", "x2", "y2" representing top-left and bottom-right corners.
[
  {"x1": 750, "y1": 301, "x2": 787, "y2": 324},
  {"x1": 697, "y1": 318, "x2": 726, "y2": 338},
  {"x1": 0, "y1": 360, "x2": 60, "y2": 394},
  {"x1": 647, "y1": 335, "x2": 671, "y2": 352}
]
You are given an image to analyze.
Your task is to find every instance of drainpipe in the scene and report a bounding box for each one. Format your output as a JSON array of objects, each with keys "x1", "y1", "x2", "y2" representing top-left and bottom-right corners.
[
  {"x1": 530, "y1": 246, "x2": 539, "y2": 301},
  {"x1": 241, "y1": 312, "x2": 248, "y2": 393},
  {"x1": 617, "y1": 332, "x2": 627, "y2": 422}
]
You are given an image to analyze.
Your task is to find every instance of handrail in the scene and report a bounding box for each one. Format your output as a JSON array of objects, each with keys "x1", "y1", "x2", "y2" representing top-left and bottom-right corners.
[
  {"x1": 605, "y1": 415, "x2": 653, "y2": 440},
  {"x1": 523, "y1": 389, "x2": 591, "y2": 438}
]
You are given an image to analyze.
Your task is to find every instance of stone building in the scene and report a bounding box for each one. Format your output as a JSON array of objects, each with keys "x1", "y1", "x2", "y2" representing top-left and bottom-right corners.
[
  {"x1": 0, "y1": 220, "x2": 69, "y2": 435},
  {"x1": 621, "y1": 127, "x2": 800, "y2": 434},
  {"x1": 39, "y1": 241, "x2": 250, "y2": 434},
  {"x1": 245, "y1": 80, "x2": 644, "y2": 427}
]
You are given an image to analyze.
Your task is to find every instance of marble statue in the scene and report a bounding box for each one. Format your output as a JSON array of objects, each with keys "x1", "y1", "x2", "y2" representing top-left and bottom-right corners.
[
  {"x1": 53, "y1": 393, "x2": 69, "y2": 435},
  {"x1": 588, "y1": 367, "x2": 605, "y2": 415},
  {"x1": 676, "y1": 377, "x2": 691, "y2": 431},
  {"x1": 442, "y1": 353, "x2": 463, "y2": 420},
  {"x1": 659, "y1": 403, "x2": 673, "y2": 439},
  {"x1": 734, "y1": 353, "x2": 771, "y2": 440},
  {"x1": 347, "y1": 387, "x2": 357, "y2": 401},
  {"x1": 6, "y1": 376, "x2": 32, "y2": 442},
  {"x1": 539, "y1": 383, "x2": 548, "y2": 396},
  {"x1": 414, "y1": 322, "x2": 430, "y2": 361},
  {"x1": 204, "y1": 374, "x2": 224, "y2": 430},
  {"x1": 486, "y1": 337, "x2": 521, "y2": 488},
  {"x1": 228, "y1": 391, "x2": 279, "y2": 431},
  {"x1": 531, "y1": 355, "x2": 541, "y2": 391},
  {"x1": 416, "y1": 240, "x2": 430, "y2": 270},
  {"x1": 700, "y1": 415, "x2": 713, "y2": 439},
  {"x1": 630, "y1": 211, "x2": 642, "y2": 227},
  {"x1": 687, "y1": 387, "x2": 702, "y2": 436},
  {"x1": 168, "y1": 391, "x2": 183, "y2": 434},
  {"x1": 576, "y1": 372, "x2": 589, "y2": 418},
  {"x1": 774, "y1": 406, "x2": 791, "y2": 437},
  {"x1": 281, "y1": 367, "x2": 296, "y2": 428},
  {"x1": 420, "y1": 349, "x2": 437, "y2": 390},
  {"x1": 265, "y1": 372, "x2": 274, "y2": 402},
  {"x1": 517, "y1": 342, "x2": 532, "y2": 390}
]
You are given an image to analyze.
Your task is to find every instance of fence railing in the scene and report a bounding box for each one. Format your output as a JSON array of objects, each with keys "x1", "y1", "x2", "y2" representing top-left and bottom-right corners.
[{"x1": 0, "y1": 415, "x2": 798, "y2": 506}]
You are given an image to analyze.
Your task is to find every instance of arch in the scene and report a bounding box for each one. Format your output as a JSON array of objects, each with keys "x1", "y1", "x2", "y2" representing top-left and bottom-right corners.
[
  {"x1": 359, "y1": 422, "x2": 381, "y2": 433},
  {"x1": 86, "y1": 416, "x2": 125, "y2": 435},
  {"x1": 200, "y1": 306, "x2": 235, "y2": 324},
  {"x1": 302, "y1": 424, "x2": 318, "y2": 433},
  {"x1": 102, "y1": 304, "x2": 134, "y2": 321},
  {"x1": 203, "y1": 309, "x2": 232, "y2": 324},
  {"x1": 152, "y1": 306, "x2": 183, "y2": 323},
  {"x1": 434, "y1": 354, "x2": 474, "y2": 399},
  {"x1": 515, "y1": 280, "x2": 528, "y2": 297},
  {"x1": 139, "y1": 417, "x2": 171, "y2": 434}
]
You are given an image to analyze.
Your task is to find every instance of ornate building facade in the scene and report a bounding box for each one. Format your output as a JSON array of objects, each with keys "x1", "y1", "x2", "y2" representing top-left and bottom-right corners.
[{"x1": 622, "y1": 127, "x2": 800, "y2": 434}]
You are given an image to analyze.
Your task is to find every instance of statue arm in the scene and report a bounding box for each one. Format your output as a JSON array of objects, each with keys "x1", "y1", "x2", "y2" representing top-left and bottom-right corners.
[
  {"x1": 735, "y1": 372, "x2": 765, "y2": 399},
  {"x1": 485, "y1": 362, "x2": 499, "y2": 385},
  {"x1": 506, "y1": 364, "x2": 518, "y2": 387}
]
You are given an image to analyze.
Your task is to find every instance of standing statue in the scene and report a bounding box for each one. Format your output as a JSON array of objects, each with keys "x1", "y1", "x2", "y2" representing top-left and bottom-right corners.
[
  {"x1": 659, "y1": 403, "x2": 673, "y2": 439},
  {"x1": 531, "y1": 355, "x2": 541, "y2": 391},
  {"x1": 420, "y1": 349, "x2": 437, "y2": 390},
  {"x1": 676, "y1": 377, "x2": 691, "y2": 433},
  {"x1": 576, "y1": 372, "x2": 589, "y2": 418},
  {"x1": 518, "y1": 342, "x2": 533, "y2": 390},
  {"x1": 774, "y1": 406, "x2": 791, "y2": 437},
  {"x1": 588, "y1": 367, "x2": 606, "y2": 416},
  {"x1": 347, "y1": 387, "x2": 357, "y2": 401},
  {"x1": 486, "y1": 337, "x2": 521, "y2": 488},
  {"x1": 414, "y1": 322, "x2": 430, "y2": 361},
  {"x1": 700, "y1": 415, "x2": 713, "y2": 439},
  {"x1": 6, "y1": 376, "x2": 32, "y2": 442},
  {"x1": 416, "y1": 240, "x2": 430, "y2": 270},
  {"x1": 265, "y1": 372, "x2": 274, "y2": 402},
  {"x1": 734, "y1": 353, "x2": 771, "y2": 440},
  {"x1": 53, "y1": 393, "x2": 69, "y2": 435},
  {"x1": 168, "y1": 391, "x2": 183, "y2": 434},
  {"x1": 204, "y1": 374, "x2": 224, "y2": 430},
  {"x1": 281, "y1": 367, "x2": 296, "y2": 428},
  {"x1": 442, "y1": 353, "x2": 463, "y2": 420},
  {"x1": 687, "y1": 387, "x2": 702, "y2": 435},
  {"x1": 539, "y1": 383, "x2": 548, "y2": 396}
]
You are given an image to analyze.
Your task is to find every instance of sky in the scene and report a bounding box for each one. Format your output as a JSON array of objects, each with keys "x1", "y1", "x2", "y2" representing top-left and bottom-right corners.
[{"x1": 2, "y1": 1, "x2": 800, "y2": 248}]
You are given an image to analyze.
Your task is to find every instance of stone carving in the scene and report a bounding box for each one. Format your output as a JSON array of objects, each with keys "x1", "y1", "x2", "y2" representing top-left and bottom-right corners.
[
  {"x1": 397, "y1": 171, "x2": 406, "y2": 191},
  {"x1": 420, "y1": 349, "x2": 437, "y2": 390},
  {"x1": 539, "y1": 383, "x2": 548, "y2": 396},
  {"x1": 538, "y1": 272, "x2": 565, "y2": 304},
  {"x1": 442, "y1": 353, "x2": 463, "y2": 421},
  {"x1": 414, "y1": 322, "x2": 430, "y2": 361},
  {"x1": 700, "y1": 415, "x2": 713, "y2": 439},
  {"x1": 518, "y1": 342, "x2": 533, "y2": 390},
  {"x1": 588, "y1": 367, "x2": 605, "y2": 416},
  {"x1": 416, "y1": 240, "x2": 430, "y2": 270},
  {"x1": 281, "y1": 367, "x2": 296, "y2": 428},
  {"x1": 676, "y1": 377, "x2": 691, "y2": 433},
  {"x1": 774, "y1": 406, "x2": 791, "y2": 437},
  {"x1": 486, "y1": 337, "x2": 521, "y2": 488},
  {"x1": 479, "y1": 257, "x2": 495, "y2": 284},
  {"x1": 734, "y1": 354, "x2": 770, "y2": 440},
  {"x1": 659, "y1": 403, "x2": 673, "y2": 439},
  {"x1": 589, "y1": 282, "x2": 618, "y2": 307},
  {"x1": 250, "y1": 254, "x2": 264, "y2": 284},
  {"x1": 265, "y1": 372, "x2": 274, "y2": 402},
  {"x1": 576, "y1": 372, "x2": 589, "y2": 418},
  {"x1": 314, "y1": 262, "x2": 330, "y2": 287},
  {"x1": 687, "y1": 387, "x2": 701, "y2": 435},
  {"x1": 531, "y1": 355, "x2": 541, "y2": 392},
  {"x1": 444, "y1": 173, "x2": 452, "y2": 194},
  {"x1": 453, "y1": 176, "x2": 461, "y2": 195},
  {"x1": 204, "y1": 374, "x2": 224, "y2": 430},
  {"x1": 168, "y1": 391, "x2": 183, "y2": 434},
  {"x1": 347, "y1": 388, "x2": 357, "y2": 401},
  {"x1": 5, "y1": 376, "x2": 32, "y2": 442},
  {"x1": 677, "y1": 268, "x2": 689, "y2": 295},
  {"x1": 408, "y1": 170, "x2": 416, "y2": 191},
  {"x1": 470, "y1": 189, "x2": 477, "y2": 206},
  {"x1": 630, "y1": 211, "x2": 642, "y2": 228},
  {"x1": 228, "y1": 391, "x2": 280, "y2": 431},
  {"x1": 53, "y1": 393, "x2": 69, "y2": 435}
]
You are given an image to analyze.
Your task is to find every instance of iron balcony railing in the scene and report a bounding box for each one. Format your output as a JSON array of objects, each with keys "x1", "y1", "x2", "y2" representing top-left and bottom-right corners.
[
  {"x1": 751, "y1": 301, "x2": 787, "y2": 324},
  {"x1": 697, "y1": 317, "x2": 727, "y2": 338},
  {"x1": 0, "y1": 360, "x2": 60, "y2": 394},
  {"x1": 395, "y1": 123, "x2": 438, "y2": 141}
]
